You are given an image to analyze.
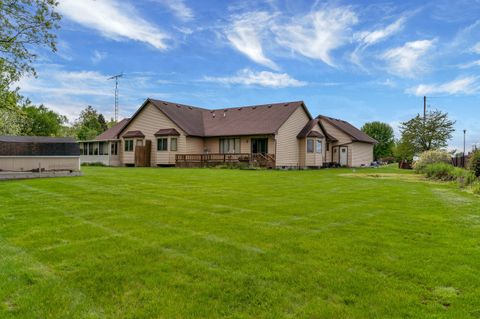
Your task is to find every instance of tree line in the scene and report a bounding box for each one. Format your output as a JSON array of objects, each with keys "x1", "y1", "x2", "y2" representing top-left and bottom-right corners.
[{"x1": 361, "y1": 110, "x2": 455, "y2": 162}]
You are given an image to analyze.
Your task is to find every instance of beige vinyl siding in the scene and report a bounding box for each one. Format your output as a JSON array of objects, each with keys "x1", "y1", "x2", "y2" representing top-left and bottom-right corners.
[
  {"x1": 298, "y1": 138, "x2": 306, "y2": 167},
  {"x1": 186, "y1": 137, "x2": 204, "y2": 153},
  {"x1": 351, "y1": 142, "x2": 374, "y2": 167},
  {"x1": 120, "y1": 102, "x2": 187, "y2": 166},
  {"x1": 319, "y1": 120, "x2": 352, "y2": 145},
  {"x1": 0, "y1": 156, "x2": 80, "y2": 172},
  {"x1": 275, "y1": 107, "x2": 310, "y2": 167}
]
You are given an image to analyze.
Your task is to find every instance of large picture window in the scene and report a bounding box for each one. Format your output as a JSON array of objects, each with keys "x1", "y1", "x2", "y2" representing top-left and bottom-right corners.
[
  {"x1": 219, "y1": 138, "x2": 240, "y2": 153},
  {"x1": 307, "y1": 138, "x2": 314, "y2": 153},
  {"x1": 157, "y1": 138, "x2": 168, "y2": 151},
  {"x1": 170, "y1": 138, "x2": 177, "y2": 151},
  {"x1": 124, "y1": 140, "x2": 134, "y2": 152},
  {"x1": 316, "y1": 140, "x2": 322, "y2": 154}
]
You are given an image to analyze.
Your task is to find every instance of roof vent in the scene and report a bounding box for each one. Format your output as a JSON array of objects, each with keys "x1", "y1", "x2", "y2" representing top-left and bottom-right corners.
[
  {"x1": 212, "y1": 112, "x2": 216, "y2": 118},
  {"x1": 163, "y1": 102, "x2": 168, "y2": 105},
  {"x1": 223, "y1": 112, "x2": 226, "y2": 117},
  {"x1": 252, "y1": 106, "x2": 257, "y2": 110},
  {"x1": 268, "y1": 104, "x2": 273, "y2": 108},
  {"x1": 176, "y1": 104, "x2": 181, "y2": 108},
  {"x1": 188, "y1": 106, "x2": 193, "y2": 110},
  {"x1": 238, "y1": 108, "x2": 242, "y2": 110},
  {"x1": 284, "y1": 103, "x2": 289, "y2": 106}
]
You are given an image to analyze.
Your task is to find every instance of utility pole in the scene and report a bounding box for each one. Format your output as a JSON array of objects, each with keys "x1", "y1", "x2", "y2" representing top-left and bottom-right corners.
[
  {"x1": 423, "y1": 96, "x2": 427, "y2": 122},
  {"x1": 108, "y1": 73, "x2": 123, "y2": 122},
  {"x1": 463, "y1": 129, "x2": 467, "y2": 168}
]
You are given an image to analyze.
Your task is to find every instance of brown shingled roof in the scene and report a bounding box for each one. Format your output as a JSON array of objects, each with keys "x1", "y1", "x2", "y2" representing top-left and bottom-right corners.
[
  {"x1": 202, "y1": 101, "x2": 308, "y2": 137},
  {"x1": 95, "y1": 118, "x2": 130, "y2": 141},
  {"x1": 154, "y1": 128, "x2": 180, "y2": 136},
  {"x1": 317, "y1": 115, "x2": 377, "y2": 144},
  {"x1": 123, "y1": 130, "x2": 145, "y2": 138},
  {"x1": 120, "y1": 99, "x2": 310, "y2": 137}
]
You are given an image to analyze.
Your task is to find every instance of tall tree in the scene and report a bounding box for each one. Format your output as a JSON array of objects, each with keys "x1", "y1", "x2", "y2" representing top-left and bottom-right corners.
[
  {"x1": 400, "y1": 110, "x2": 455, "y2": 153},
  {"x1": 0, "y1": 0, "x2": 61, "y2": 82},
  {"x1": 21, "y1": 104, "x2": 67, "y2": 136},
  {"x1": 361, "y1": 121, "x2": 395, "y2": 160},
  {"x1": 0, "y1": 0, "x2": 60, "y2": 111},
  {"x1": 74, "y1": 106, "x2": 107, "y2": 140}
]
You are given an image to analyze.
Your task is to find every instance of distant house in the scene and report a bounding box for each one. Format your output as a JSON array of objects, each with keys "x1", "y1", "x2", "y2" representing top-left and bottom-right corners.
[
  {"x1": 81, "y1": 99, "x2": 375, "y2": 168},
  {"x1": 0, "y1": 136, "x2": 80, "y2": 173},
  {"x1": 318, "y1": 115, "x2": 377, "y2": 167}
]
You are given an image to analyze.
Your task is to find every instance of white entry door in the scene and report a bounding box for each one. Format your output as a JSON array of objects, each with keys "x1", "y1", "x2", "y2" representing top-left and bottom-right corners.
[{"x1": 339, "y1": 146, "x2": 348, "y2": 166}]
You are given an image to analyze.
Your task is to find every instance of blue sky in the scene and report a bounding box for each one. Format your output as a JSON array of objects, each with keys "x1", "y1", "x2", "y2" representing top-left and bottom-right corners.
[{"x1": 19, "y1": 0, "x2": 480, "y2": 151}]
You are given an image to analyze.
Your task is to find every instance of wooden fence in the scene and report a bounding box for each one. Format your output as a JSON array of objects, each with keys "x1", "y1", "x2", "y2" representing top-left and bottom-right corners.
[{"x1": 452, "y1": 154, "x2": 470, "y2": 168}]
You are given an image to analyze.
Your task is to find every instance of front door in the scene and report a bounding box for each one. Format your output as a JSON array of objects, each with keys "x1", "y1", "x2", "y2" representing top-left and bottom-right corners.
[
  {"x1": 339, "y1": 146, "x2": 348, "y2": 166},
  {"x1": 251, "y1": 138, "x2": 268, "y2": 154}
]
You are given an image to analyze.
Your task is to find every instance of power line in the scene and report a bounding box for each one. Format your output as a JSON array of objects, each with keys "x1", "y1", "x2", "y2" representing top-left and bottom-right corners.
[{"x1": 108, "y1": 73, "x2": 123, "y2": 122}]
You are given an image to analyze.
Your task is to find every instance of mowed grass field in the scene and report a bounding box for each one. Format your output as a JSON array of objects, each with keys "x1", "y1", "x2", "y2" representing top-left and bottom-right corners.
[{"x1": 1, "y1": 166, "x2": 480, "y2": 318}]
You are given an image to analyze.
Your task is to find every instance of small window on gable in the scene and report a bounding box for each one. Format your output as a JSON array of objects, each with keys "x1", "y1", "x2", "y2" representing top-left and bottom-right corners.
[
  {"x1": 157, "y1": 138, "x2": 168, "y2": 151},
  {"x1": 170, "y1": 137, "x2": 177, "y2": 151},
  {"x1": 307, "y1": 138, "x2": 314, "y2": 153}
]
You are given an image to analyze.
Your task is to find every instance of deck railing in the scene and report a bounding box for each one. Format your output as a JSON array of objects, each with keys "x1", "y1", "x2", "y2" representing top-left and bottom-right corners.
[{"x1": 175, "y1": 153, "x2": 275, "y2": 168}]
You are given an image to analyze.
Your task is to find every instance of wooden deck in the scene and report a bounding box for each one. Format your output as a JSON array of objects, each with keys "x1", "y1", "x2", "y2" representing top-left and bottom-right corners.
[{"x1": 175, "y1": 153, "x2": 275, "y2": 168}]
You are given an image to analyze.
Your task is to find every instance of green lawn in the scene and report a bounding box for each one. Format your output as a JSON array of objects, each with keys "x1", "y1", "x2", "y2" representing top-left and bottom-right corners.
[{"x1": 1, "y1": 166, "x2": 480, "y2": 318}]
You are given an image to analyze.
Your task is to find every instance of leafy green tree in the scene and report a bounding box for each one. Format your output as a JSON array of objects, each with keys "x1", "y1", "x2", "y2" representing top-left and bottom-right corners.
[
  {"x1": 361, "y1": 121, "x2": 394, "y2": 160},
  {"x1": 0, "y1": 108, "x2": 24, "y2": 135},
  {"x1": 1, "y1": 0, "x2": 60, "y2": 113},
  {"x1": 21, "y1": 104, "x2": 67, "y2": 136},
  {"x1": 0, "y1": 0, "x2": 61, "y2": 83},
  {"x1": 74, "y1": 106, "x2": 108, "y2": 140},
  {"x1": 400, "y1": 110, "x2": 455, "y2": 153},
  {"x1": 393, "y1": 138, "x2": 415, "y2": 162}
]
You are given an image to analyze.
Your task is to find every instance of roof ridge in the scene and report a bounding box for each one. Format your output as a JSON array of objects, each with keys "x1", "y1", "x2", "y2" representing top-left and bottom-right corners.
[{"x1": 209, "y1": 101, "x2": 303, "y2": 111}]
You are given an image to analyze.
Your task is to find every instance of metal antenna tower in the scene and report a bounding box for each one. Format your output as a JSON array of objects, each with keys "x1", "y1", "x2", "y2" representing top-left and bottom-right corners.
[{"x1": 108, "y1": 73, "x2": 123, "y2": 122}]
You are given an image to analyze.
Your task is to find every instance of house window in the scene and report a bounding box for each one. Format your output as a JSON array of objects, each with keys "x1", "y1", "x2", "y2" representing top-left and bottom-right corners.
[
  {"x1": 220, "y1": 138, "x2": 240, "y2": 153},
  {"x1": 316, "y1": 140, "x2": 322, "y2": 154},
  {"x1": 99, "y1": 143, "x2": 105, "y2": 155},
  {"x1": 170, "y1": 137, "x2": 177, "y2": 151},
  {"x1": 157, "y1": 138, "x2": 168, "y2": 151},
  {"x1": 124, "y1": 139, "x2": 134, "y2": 152},
  {"x1": 307, "y1": 138, "x2": 314, "y2": 153},
  {"x1": 111, "y1": 142, "x2": 118, "y2": 155},
  {"x1": 88, "y1": 143, "x2": 94, "y2": 155}
]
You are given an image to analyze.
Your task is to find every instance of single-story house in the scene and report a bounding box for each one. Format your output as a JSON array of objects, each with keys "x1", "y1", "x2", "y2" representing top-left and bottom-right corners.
[
  {"x1": 0, "y1": 136, "x2": 80, "y2": 172},
  {"x1": 318, "y1": 115, "x2": 377, "y2": 167},
  {"x1": 80, "y1": 99, "x2": 375, "y2": 168}
]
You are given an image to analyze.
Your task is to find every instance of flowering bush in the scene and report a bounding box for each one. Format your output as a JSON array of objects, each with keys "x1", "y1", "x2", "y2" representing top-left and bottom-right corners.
[{"x1": 413, "y1": 150, "x2": 451, "y2": 173}]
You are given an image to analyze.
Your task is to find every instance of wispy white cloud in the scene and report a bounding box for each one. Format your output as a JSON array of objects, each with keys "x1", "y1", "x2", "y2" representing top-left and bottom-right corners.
[
  {"x1": 58, "y1": 0, "x2": 170, "y2": 50},
  {"x1": 381, "y1": 39, "x2": 435, "y2": 78},
  {"x1": 471, "y1": 42, "x2": 480, "y2": 54},
  {"x1": 203, "y1": 69, "x2": 306, "y2": 88},
  {"x1": 273, "y1": 7, "x2": 358, "y2": 67},
  {"x1": 91, "y1": 50, "x2": 107, "y2": 64},
  {"x1": 355, "y1": 17, "x2": 406, "y2": 46},
  {"x1": 351, "y1": 16, "x2": 407, "y2": 67},
  {"x1": 459, "y1": 59, "x2": 480, "y2": 69},
  {"x1": 225, "y1": 11, "x2": 279, "y2": 70},
  {"x1": 406, "y1": 76, "x2": 480, "y2": 96},
  {"x1": 158, "y1": 0, "x2": 194, "y2": 21},
  {"x1": 16, "y1": 65, "x2": 168, "y2": 120}
]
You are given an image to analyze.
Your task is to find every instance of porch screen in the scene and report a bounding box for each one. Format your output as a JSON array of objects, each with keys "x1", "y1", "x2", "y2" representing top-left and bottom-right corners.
[{"x1": 219, "y1": 138, "x2": 240, "y2": 153}]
